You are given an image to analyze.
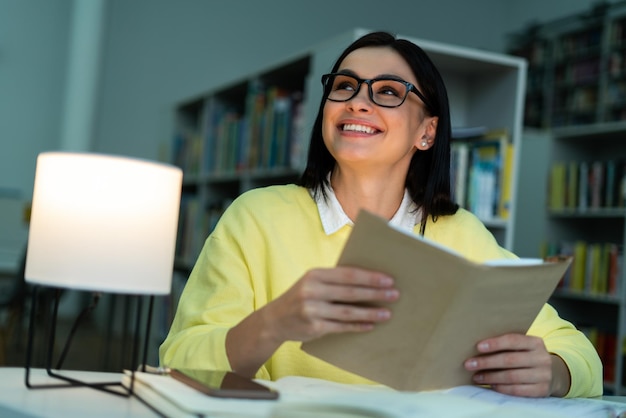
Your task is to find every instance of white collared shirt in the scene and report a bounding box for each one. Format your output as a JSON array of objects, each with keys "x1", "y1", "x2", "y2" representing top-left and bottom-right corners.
[{"x1": 313, "y1": 180, "x2": 420, "y2": 235}]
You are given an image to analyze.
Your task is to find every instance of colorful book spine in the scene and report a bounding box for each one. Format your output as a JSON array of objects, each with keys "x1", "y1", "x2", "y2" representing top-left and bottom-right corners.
[
  {"x1": 549, "y1": 159, "x2": 626, "y2": 210},
  {"x1": 451, "y1": 129, "x2": 511, "y2": 220},
  {"x1": 545, "y1": 239, "x2": 623, "y2": 296}
]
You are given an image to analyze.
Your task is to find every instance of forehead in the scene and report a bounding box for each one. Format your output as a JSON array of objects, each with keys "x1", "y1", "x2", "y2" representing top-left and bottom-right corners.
[{"x1": 338, "y1": 46, "x2": 415, "y2": 83}]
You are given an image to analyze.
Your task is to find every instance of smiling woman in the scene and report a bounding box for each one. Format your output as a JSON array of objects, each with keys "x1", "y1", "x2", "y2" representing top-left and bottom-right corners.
[{"x1": 159, "y1": 31, "x2": 602, "y2": 400}]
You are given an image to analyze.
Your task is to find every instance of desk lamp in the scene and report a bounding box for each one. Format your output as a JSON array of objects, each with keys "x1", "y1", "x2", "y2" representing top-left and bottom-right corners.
[{"x1": 23, "y1": 152, "x2": 182, "y2": 396}]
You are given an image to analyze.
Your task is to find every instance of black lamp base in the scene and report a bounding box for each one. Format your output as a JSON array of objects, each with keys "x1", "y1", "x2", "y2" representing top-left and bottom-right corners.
[{"x1": 23, "y1": 285, "x2": 155, "y2": 397}]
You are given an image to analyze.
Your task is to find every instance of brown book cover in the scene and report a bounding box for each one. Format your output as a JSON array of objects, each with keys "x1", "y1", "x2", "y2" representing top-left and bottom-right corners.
[{"x1": 301, "y1": 210, "x2": 571, "y2": 392}]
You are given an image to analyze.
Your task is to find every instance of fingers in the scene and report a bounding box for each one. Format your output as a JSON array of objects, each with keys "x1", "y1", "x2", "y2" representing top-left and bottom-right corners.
[
  {"x1": 318, "y1": 266, "x2": 395, "y2": 288},
  {"x1": 465, "y1": 334, "x2": 548, "y2": 372},
  {"x1": 468, "y1": 364, "x2": 552, "y2": 397},
  {"x1": 300, "y1": 267, "x2": 399, "y2": 304},
  {"x1": 267, "y1": 267, "x2": 398, "y2": 343},
  {"x1": 308, "y1": 300, "x2": 392, "y2": 323},
  {"x1": 465, "y1": 344, "x2": 551, "y2": 372},
  {"x1": 474, "y1": 334, "x2": 545, "y2": 354},
  {"x1": 325, "y1": 284, "x2": 399, "y2": 304},
  {"x1": 470, "y1": 362, "x2": 551, "y2": 385},
  {"x1": 464, "y1": 334, "x2": 553, "y2": 397},
  {"x1": 297, "y1": 295, "x2": 393, "y2": 338}
]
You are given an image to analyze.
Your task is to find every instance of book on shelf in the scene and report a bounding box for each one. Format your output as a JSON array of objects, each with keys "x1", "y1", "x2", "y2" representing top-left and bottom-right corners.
[
  {"x1": 260, "y1": 87, "x2": 293, "y2": 169},
  {"x1": 175, "y1": 195, "x2": 232, "y2": 265},
  {"x1": 572, "y1": 241, "x2": 587, "y2": 291},
  {"x1": 450, "y1": 140, "x2": 470, "y2": 209},
  {"x1": 549, "y1": 162, "x2": 566, "y2": 211},
  {"x1": 467, "y1": 140, "x2": 499, "y2": 220},
  {"x1": 499, "y1": 141, "x2": 515, "y2": 219},
  {"x1": 450, "y1": 129, "x2": 512, "y2": 220},
  {"x1": 301, "y1": 210, "x2": 571, "y2": 392},
  {"x1": 548, "y1": 159, "x2": 626, "y2": 211},
  {"x1": 289, "y1": 94, "x2": 307, "y2": 170},
  {"x1": 589, "y1": 161, "x2": 604, "y2": 209},
  {"x1": 202, "y1": 96, "x2": 224, "y2": 174},
  {"x1": 242, "y1": 83, "x2": 301, "y2": 172},
  {"x1": 544, "y1": 240, "x2": 623, "y2": 297},
  {"x1": 567, "y1": 160, "x2": 579, "y2": 209},
  {"x1": 243, "y1": 80, "x2": 265, "y2": 171},
  {"x1": 173, "y1": 81, "x2": 304, "y2": 177},
  {"x1": 577, "y1": 161, "x2": 589, "y2": 210},
  {"x1": 172, "y1": 129, "x2": 204, "y2": 176}
]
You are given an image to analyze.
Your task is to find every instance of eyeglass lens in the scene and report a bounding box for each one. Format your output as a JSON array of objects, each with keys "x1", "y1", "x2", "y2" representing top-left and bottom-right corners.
[{"x1": 325, "y1": 74, "x2": 411, "y2": 108}]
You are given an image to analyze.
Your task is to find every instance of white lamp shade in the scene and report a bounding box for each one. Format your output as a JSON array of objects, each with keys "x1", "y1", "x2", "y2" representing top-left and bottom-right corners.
[{"x1": 25, "y1": 152, "x2": 183, "y2": 295}]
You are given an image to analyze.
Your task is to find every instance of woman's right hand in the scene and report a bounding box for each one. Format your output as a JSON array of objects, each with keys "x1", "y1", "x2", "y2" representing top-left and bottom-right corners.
[
  {"x1": 226, "y1": 266, "x2": 398, "y2": 377},
  {"x1": 263, "y1": 267, "x2": 399, "y2": 344}
]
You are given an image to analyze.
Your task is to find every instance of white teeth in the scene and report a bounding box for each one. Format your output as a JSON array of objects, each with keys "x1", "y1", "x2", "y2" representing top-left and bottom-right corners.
[{"x1": 342, "y1": 123, "x2": 376, "y2": 134}]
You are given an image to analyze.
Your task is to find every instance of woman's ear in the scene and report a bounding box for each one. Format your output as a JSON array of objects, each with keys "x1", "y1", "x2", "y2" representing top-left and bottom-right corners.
[{"x1": 416, "y1": 116, "x2": 438, "y2": 150}]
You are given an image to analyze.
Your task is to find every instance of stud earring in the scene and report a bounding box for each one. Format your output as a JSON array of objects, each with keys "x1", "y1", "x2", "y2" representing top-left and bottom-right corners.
[{"x1": 421, "y1": 139, "x2": 428, "y2": 147}]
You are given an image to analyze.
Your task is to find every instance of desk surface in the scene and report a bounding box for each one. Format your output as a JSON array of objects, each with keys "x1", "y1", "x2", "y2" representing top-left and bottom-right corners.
[
  {"x1": 0, "y1": 368, "x2": 156, "y2": 418},
  {"x1": 3, "y1": 367, "x2": 626, "y2": 418}
]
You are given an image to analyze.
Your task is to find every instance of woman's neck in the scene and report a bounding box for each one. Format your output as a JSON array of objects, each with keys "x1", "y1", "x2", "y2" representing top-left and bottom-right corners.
[{"x1": 330, "y1": 169, "x2": 406, "y2": 221}]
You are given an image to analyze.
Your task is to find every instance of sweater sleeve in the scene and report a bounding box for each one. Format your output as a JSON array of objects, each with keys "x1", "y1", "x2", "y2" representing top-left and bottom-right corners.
[
  {"x1": 528, "y1": 304, "x2": 603, "y2": 398},
  {"x1": 158, "y1": 202, "x2": 273, "y2": 380}
]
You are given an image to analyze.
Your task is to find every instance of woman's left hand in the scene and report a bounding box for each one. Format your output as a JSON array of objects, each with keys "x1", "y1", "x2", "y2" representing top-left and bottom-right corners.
[{"x1": 463, "y1": 333, "x2": 570, "y2": 397}]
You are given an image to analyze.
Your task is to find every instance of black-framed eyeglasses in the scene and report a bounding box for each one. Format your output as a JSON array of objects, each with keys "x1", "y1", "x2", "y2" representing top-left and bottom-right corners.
[{"x1": 321, "y1": 73, "x2": 432, "y2": 111}]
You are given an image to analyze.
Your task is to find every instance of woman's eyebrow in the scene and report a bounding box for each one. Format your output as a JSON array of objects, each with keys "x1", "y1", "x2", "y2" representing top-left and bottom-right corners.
[
  {"x1": 336, "y1": 69, "x2": 358, "y2": 77},
  {"x1": 377, "y1": 73, "x2": 406, "y2": 81},
  {"x1": 338, "y1": 69, "x2": 407, "y2": 81}
]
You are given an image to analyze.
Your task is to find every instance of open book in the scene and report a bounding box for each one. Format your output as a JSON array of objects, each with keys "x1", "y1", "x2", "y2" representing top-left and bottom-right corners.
[
  {"x1": 301, "y1": 210, "x2": 571, "y2": 392},
  {"x1": 121, "y1": 371, "x2": 625, "y2": 418}
]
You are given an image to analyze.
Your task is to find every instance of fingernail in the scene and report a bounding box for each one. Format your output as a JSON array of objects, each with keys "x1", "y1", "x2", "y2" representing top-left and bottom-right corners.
[
  {"x1": 380, "y1": 276, "x2": 394, "y2": 286},
  {"x1": 377, "y1": 310, "x2": 391, "y2": 320},
  {"x1": 385, "y1": 289, "x2": 399, "y2": 299},
  {"x1": 478, "y1": 342, "x2": 489, "y2": 351},
  {"x1": 465, "y1": 360, "x2": 478, "y2": 369},
  {"x1": 473, "y1": 374, "x2": 483, "y2": 383}
]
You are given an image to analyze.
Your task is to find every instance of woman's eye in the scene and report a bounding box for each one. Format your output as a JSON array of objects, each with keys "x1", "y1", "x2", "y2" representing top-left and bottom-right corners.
[
  {"x1": 335, "y1": 81, "x2": 356, "y2": 91},
  {"x1": 376, "y1": 84, "x2": 402, "y2": 97}
]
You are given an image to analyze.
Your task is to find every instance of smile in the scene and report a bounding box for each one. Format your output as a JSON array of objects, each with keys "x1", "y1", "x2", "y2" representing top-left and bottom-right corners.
[{"x1": 341, "y1": 123, "x2": 379, "y2": 134}]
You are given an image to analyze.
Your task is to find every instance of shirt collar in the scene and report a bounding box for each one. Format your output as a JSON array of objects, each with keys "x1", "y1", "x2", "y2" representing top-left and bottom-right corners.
[{"x1": 313, "y1": 179, "x2": 419, "y2": 235}]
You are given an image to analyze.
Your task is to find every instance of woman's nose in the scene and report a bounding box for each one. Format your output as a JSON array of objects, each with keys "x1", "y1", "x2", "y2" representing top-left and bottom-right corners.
[{"x1": 347, "y1": 85, "x2": 374, "y2": 112}]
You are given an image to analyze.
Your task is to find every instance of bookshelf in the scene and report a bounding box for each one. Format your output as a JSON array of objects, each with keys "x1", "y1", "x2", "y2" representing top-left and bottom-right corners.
[
  {"x1": 171, "y1": 57, "x2": 309, "y2": 269},
  {"x1": 169, "y1": 29, "x2": 527, "y2": 272},
  {"x1": 508, "y1": 2, "x2": 626, "y2": 129},
  {"x1": 542, "y1": 122, "x2": 626, "y2": 395}
]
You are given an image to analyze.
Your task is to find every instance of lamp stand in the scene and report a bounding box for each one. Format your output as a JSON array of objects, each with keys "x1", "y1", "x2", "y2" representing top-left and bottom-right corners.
[{"x1": 24, "y1": 285, "x2": 155, "y2": 397}]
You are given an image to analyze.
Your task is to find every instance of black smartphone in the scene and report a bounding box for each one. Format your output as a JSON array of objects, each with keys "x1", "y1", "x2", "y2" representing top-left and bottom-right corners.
[{"x1": 170, "y1": 368, "x2": 279, "y2": 400}]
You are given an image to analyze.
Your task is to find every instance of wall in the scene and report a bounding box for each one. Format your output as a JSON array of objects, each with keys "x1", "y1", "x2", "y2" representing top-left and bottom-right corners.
[{"x1": 0, "y1": 0, "x2": 72, "y2": 271}]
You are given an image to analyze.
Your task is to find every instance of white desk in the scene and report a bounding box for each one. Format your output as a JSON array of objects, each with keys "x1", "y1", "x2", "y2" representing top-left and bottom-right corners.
[
  {"x1": 3, "y1": 367, "x2": 626, "y2": 418},
  {"x1": 0, "y1": 368, "x2": 156, "y2": 417}
]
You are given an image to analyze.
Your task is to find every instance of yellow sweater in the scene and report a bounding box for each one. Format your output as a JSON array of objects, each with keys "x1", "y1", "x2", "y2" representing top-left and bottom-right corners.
[{"x1": 159, "y1": 185, "x2": 602, "y2": 398}]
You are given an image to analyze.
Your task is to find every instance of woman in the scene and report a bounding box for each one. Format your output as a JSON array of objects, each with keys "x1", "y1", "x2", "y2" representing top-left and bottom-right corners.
[{"x1": 159, "y1": 31, "x2": 602, "y2": 398}]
